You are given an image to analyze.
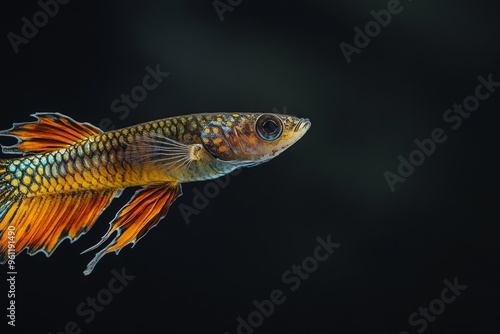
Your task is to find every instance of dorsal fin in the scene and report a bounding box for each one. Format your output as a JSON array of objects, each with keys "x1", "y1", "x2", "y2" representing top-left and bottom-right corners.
[{"x1": 0, "y1": 112, "x2": 102, "y2": 155}]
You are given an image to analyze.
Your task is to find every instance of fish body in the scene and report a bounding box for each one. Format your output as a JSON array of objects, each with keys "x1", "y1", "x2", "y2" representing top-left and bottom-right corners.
[{"x1": 0, "y1": 112, "x2": 310, "y2": 274}]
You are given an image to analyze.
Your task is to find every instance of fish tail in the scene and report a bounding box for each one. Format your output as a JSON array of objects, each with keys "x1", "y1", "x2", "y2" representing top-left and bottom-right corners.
[
  {"x1": 0, "y1": 113, "x2": 123, "y2": 262},
  {"x1": 0, "y1": 166, "x2": 120, "y2": 262}
]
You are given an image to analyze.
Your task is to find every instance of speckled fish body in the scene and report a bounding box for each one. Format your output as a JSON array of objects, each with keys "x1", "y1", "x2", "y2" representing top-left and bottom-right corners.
[{"x1": 0, "y1": 112, "x2": 310, "y2": 274}]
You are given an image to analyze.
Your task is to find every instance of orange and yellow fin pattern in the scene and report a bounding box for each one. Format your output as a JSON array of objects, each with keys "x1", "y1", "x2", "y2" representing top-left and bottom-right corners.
[
  {"x1": 0, "y1": 189, "x2": 119, "y2": 262},
  {"x1": 0, "y1": 112, "x2": 102, "y2": 155},
  {"x1": 83, "y1": 182, "x2": 181, "y2": 275}
]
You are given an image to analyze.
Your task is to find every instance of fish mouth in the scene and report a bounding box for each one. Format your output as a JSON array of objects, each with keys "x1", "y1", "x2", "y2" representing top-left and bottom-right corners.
[{"x1": 294, "y1": 118, "x2": 311, "y2": 132}]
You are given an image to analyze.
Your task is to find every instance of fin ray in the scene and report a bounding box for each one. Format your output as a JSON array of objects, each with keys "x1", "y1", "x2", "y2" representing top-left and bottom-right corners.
[
  {"x1": 84, "y1": 182, "x2": 181, "y2": 275},
  {"x1": 0, "y1": 189, "x2": 119, "y2": 262},
  {"x1": 126, "y1": 132, "x2": 198, "y2": 176},
  {"x1": 0, "y1": 112, "x2": 102, "y2": 155}
]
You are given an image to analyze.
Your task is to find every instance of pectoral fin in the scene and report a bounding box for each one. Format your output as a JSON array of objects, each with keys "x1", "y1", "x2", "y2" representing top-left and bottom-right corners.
[
  {"x1": 83, "y1": 182, "x2": 182, "y2": 275},
  {"x1": 125, "y1": 132, "x2": 201, "y2": 176}
]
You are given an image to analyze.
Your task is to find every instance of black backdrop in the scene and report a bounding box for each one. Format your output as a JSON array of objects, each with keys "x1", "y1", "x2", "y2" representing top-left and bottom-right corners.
[{"x1": 1, "y1": 1, "x2": 499, "y2": 333}]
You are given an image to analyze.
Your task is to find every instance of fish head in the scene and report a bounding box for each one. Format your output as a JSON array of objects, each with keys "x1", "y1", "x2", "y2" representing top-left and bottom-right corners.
[{"x1": 201, "y1": 113, "x2": 311, "y2": 167}]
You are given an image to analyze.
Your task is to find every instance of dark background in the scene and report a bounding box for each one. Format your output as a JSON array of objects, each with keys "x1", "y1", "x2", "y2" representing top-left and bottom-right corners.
[{"x1": 1, "y1": 0, "x2": 499, "y2": 333}]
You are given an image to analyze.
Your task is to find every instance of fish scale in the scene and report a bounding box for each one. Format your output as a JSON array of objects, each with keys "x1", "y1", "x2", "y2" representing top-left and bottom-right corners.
[
  {"x1": 5, "y1": 142, "x2": 128, "y2": 197},
  {"x1": 2, "y1": 115, "x2": 220, "y2": 198},
  {"x1": 0, "y1": 112, "x2": 310, "y2": 275}
]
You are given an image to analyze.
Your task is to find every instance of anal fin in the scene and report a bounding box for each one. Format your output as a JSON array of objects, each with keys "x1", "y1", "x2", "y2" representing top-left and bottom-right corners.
[{"x1": 83, "y1": 182, "x2": 182, "y2": 275}]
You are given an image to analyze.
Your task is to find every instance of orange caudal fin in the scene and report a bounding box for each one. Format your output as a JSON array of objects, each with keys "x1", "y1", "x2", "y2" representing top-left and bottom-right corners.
[
  {"x1": 83, "y1": 182, "x2": 182, "y2": 275},
  {"x1": 0, "y1": 112, "x2": 101, "y2": 155},
  {"x1": 0, "y1": 113, "x2": 115, "y2": 266},
  {"x1": 0, "y1": 188, "x2": 120, "y2": 263}
]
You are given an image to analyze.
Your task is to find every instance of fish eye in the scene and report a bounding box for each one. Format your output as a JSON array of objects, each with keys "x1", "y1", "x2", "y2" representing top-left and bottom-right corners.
[{"x1": 256, "y1": 114, "x2": 283, "y2": 141}]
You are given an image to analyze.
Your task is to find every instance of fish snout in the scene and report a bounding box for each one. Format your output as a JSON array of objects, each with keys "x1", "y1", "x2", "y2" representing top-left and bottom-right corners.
[{"x1": 294, "y1": 118, "x2": 311, "y2": 132}]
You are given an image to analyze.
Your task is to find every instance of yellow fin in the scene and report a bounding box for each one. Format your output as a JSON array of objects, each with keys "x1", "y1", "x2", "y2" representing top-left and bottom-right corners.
[
  {"x1": 83, "y1": 182, "x2": 181, "y2": 275},
  {"x1": 0, "y1": 112, "x2": 102, "y2": 155},
  {"x1": 0, "y1": 189, "x2": 119, "y2": 262}
]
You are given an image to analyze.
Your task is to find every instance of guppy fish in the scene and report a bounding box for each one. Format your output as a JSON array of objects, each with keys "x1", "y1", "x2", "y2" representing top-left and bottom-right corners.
[{"x1": 0, "y1": 112, "x2": 310, "y2": 275}]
